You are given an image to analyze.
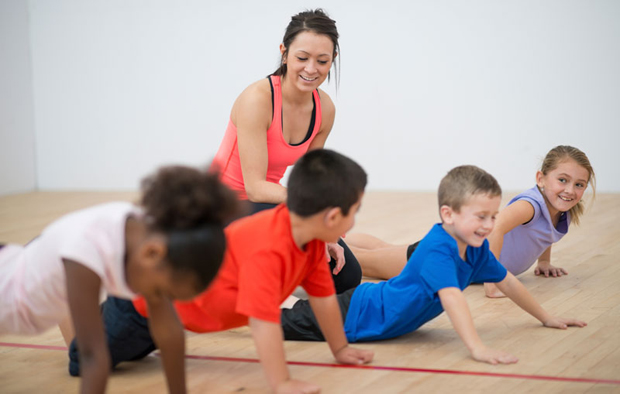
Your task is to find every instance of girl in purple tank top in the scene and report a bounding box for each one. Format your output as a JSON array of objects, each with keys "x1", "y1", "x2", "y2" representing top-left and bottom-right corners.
[{"x1": 483, "y1": 145, "x2": 595, "y2": 297}]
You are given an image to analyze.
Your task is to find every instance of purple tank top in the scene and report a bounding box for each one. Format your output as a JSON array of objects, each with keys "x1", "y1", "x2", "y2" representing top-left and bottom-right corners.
[{"x1": 499, "y1": 186, "x2": 570, "y2": 275}]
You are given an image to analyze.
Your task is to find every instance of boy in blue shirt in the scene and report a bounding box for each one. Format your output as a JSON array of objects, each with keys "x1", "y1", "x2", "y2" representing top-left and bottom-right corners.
[{"x1": 281, "y1": 165, "x2": 587, "y2": 364}]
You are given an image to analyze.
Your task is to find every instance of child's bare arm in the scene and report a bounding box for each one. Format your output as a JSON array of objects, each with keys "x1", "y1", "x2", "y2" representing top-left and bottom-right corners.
[
  {"x1": 488, "y1": 200, "x2": 535, "y2": 259},
  {"x1": 485, "y1": 200, "x2": 536, "y2": 298},
  {"x1": 495, "y1": 273, "x2": 586, "y2": 328},
  {"x1": 63, "y1": 259, "x2": 109, "y2": 394},
  {"x1": 249, "y1": 317, "x2": 320, "y2": 393},
  {"x1": 438, "y1": 287, "x2": 518, "y2": 365},
  {"x1": 145, "y1": 296, "x2": 186, "y2": 394},
  {"x1": 535, "y1": 246, "x2": 567, "y2": 277},
  {"x1": 308, "y1": 295, "x2": 374, "y2": 365}
]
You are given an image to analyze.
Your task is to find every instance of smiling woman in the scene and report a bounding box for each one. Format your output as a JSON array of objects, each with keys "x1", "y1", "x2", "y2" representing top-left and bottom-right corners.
[
  {"x1": 211, "y1": 9, "x2": 362, "y2": 294},
  {"x1": 213, "y1": 8, "x2": 339, "y2": 206}
]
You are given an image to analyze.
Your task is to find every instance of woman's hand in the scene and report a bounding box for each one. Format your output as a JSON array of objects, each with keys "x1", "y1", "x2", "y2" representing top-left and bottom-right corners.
[{"x1": 326, "y1": 242, "x2": 345, "y2": 275}]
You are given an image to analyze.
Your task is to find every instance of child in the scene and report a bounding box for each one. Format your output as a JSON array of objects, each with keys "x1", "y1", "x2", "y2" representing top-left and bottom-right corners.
[
  {"x1": 281, "y1": 165, "x2": 586, "y2": 365},
  {"x1": 484, "y1": 145, "x2": 595, "y2": 297},
  {"x1": 69, "y1": 149, "x2": 374, "y2": 394},
  {"x1": 0, "y1": 165, "x2": 238, "y2": 394}
]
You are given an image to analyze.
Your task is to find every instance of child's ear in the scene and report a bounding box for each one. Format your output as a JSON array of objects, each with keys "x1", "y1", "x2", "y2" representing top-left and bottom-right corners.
[
  {"x1": 535, "y1": 170, "x2": 544, "y2": 188},
  {"x1": 323, "y1": 207, "x2": 342, "y2": 228},
  {"x1": 439, "y1": 205, "x2": 454, "y2": 224},
  {"x1": 140, "y1": 236, "x2": 168, "y2": 267}
]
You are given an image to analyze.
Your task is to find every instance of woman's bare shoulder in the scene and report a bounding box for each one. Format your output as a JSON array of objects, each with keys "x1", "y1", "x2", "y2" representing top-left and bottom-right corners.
[
  {"x1": 231, "y1": 78, "x2": 272, "y2": 121},
  {"x1": 317, "y1": 88, "x2": 336, "y2": 121}
]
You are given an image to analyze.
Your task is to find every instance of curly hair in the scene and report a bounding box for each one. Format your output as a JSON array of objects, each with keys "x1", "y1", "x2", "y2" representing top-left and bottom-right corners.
[{"x1": 140, "y1": 165, "x2": 240, "y2": 291}]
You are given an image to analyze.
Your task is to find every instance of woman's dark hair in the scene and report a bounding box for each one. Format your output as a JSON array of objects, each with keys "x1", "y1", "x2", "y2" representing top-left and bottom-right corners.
[
  {"x1": 287, "y1": 149, "x2": 367, "y2": 217},
  {"x1": 272, "y1": 9, "x2": 340, "y2": 87},
  {"x1": 141, "y1": 165, "x2": 240, "y2": 292}
]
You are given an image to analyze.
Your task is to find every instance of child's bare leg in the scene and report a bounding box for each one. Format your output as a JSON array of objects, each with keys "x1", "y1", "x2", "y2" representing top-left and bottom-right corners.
[
  {"x1": 484, "y1": 282, "x2": 506, "y2": 298},
  {"x1": 345, "y1": 233, "x2": 395, "y2": 250},
  {"x1": 58, "y1": 315, "x2": 75, "y2": 346},
  {"x1": 349, "y1": 244, "x2": 408, "y2": 280}
]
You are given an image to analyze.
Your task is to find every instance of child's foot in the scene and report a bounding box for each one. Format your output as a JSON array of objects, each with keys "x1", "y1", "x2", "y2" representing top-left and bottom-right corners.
[{"x1": 484, "y1": 283, "x2": 506, "y2": 298}]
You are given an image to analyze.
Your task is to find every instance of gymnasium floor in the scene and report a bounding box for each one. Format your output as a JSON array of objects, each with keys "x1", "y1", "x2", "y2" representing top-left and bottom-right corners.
[{"x1": 1, "y1": 191, "x2": 619, "y2": 393}]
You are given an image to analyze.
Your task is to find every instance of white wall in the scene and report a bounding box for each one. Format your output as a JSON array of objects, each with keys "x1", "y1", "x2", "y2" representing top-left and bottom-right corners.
[
  {"x1": 0, "y1": 0, "x2": 36, "y2": 195},
  {"x1": 25, "y1": 1, "x2": 620, "y2": 192}
]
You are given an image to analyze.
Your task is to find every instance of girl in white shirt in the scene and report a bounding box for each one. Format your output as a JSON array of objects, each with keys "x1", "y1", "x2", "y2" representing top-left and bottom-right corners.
[{"x1": 0, "y1": 164, "x2": 239, "y2": 394}]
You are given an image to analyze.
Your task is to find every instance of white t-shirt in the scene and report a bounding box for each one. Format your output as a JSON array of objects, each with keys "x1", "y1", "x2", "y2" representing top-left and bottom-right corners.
[{"x1": 0, "y1": 202, "x2": 139, "y2": 335}]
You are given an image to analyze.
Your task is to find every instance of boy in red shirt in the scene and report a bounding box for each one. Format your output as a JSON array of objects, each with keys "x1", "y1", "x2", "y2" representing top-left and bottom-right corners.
[{"x1": 69, "y1": 149, "x2": 374, "y2": 393}]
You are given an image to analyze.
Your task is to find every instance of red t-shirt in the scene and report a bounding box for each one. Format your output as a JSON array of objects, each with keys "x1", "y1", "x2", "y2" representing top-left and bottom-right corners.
[{"x1": 133, "y1": 204, "x2": 335, "y2": 332}]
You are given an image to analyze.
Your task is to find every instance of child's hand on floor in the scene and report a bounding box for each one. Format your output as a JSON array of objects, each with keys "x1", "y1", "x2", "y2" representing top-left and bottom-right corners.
[
  {"x1": 471, "y1": 345, "x2": 518, "y2": 365},
  {"x1": 334, "y1": 345, "x2": 374, "y2": 365},
  {"x1": 543, "y1": 316, "x2": 587, "y2": 329},
  {"x1": 535, "y1": 261, "x2": 568, "y2": 277},
  {"x1": 276, "y1": 379, "x2": 320, "y2": 394}
]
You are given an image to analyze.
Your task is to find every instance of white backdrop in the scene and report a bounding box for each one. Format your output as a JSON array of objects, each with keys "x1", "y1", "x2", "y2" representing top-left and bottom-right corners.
[
  {"x1": 0, "y1": 0, "x2": 36, "y2": 195},
  {"x1": 2, "y1": 1, "x2": 619, "y2": 195}
]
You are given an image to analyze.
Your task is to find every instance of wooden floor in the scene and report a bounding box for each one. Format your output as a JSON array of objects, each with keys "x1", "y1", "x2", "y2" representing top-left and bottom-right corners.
[{"x1": 1, "y1": 191, "x2": 619, "y2": 393}]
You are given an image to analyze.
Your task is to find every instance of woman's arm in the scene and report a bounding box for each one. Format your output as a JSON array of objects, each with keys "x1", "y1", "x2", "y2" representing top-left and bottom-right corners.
[
  {"x1": 438, "y1": 287, "x2": 518, "y2": 365},
  {"x1": 233, "y1": 81, "x2": 288, "y2": 204},
  {"x1": 145, "y1": 295, "x2": 186, "y2": 394},
  {"x1": 63, "y1": 259, "x2": 110, "y2": 394}
]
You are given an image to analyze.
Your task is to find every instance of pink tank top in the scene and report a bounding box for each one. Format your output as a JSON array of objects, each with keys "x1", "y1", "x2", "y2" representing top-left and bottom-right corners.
[{"x1": 212, "y1": 75, "x2": 322, "y2": 200}]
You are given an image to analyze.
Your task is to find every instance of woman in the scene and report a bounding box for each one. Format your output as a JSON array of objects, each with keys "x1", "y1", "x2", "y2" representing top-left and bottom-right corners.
[{"x1": 212, "y1": 9, "x2": 360, "y2": 293}]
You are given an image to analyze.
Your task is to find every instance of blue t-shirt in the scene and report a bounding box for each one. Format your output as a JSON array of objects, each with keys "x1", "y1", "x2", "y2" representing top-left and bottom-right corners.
[{"x1": 344, "y1": 223, "x2": 508, "y2": 342}]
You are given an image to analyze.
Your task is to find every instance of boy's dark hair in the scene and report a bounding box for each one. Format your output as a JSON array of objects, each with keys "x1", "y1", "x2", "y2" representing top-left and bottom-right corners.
[
  {"x1": 141, "y1": 165, "x2": 240, "y2": 293},
  {"x1": 287, "y1": 149, "x2": 367, "y2": 217},
  {"x1": 438, "y1": 165, "x2": 502, "y2": 212}
]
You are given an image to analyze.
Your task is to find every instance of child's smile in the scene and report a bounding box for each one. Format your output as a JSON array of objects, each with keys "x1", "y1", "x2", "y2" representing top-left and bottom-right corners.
[
  {"x1": 442, "y1": 194, "x2": 501, "y2": 257},
  {"x1": 536, "y1": 159, "x2": 589, "y2": 220}
]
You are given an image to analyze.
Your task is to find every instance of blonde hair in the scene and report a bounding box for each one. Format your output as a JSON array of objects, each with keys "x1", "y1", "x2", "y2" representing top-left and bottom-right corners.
[
  {"x1": 438, "y1": 165, "x2": 502, "y2": 213},
  {"x1": 540, "y1": 145, "x2": 596, "y2": 225}
]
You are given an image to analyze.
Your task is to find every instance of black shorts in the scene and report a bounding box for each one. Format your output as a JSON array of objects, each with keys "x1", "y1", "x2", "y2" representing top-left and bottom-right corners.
[
  {"x1": 407, "y1": 241, "x2": 420, "y2": 260},
  {"x1": 280, "y1": 287, "x2": 356, "y2": 342}
]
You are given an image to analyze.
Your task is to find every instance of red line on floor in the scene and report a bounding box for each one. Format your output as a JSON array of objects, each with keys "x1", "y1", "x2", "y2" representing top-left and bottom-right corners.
[
  {"x1": 2, "y1": 341, "x2": 619, "y2": 386},
  {"x1": 0, "y1": 341, "x2": 67, "y2": 351}
]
